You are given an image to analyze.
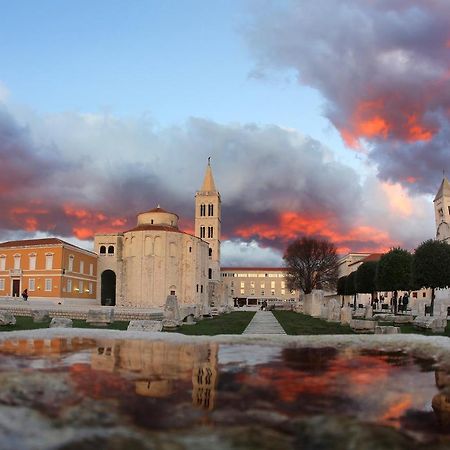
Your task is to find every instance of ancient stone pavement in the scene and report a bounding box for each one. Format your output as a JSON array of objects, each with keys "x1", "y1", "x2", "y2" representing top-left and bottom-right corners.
[{"x1": 243, "y1": 311, "x2": 286, "y2": 335}]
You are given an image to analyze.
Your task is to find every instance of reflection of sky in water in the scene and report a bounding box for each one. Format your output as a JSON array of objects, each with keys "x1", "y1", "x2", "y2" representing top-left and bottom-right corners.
[
  {"x1": 0, "y1": 337, "x2": 447, "y2": 444},
  {"x1": 218, "y1": 344, "x2": 282, "y2": 367}
]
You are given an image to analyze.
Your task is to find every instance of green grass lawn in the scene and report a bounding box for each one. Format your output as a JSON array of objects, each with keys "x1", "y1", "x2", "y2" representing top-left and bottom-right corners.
[
  {"x1": 166, "y1": 311, "x2": 256, "y2": 335},
  {"x1": 0, "y1": 316, "x2": 130, "y2": 332},
  {"x1": 272, "y1": 310, "x2": 354, "y2": 335}
]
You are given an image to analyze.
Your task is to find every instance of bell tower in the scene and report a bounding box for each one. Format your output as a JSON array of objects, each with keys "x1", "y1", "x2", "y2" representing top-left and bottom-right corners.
[
  {"x1": 434, "y1": 176, "x2": 450, "y2": 243},
  {"x1": 195, "y1": 158, "x2": 221, "y2": 281}
]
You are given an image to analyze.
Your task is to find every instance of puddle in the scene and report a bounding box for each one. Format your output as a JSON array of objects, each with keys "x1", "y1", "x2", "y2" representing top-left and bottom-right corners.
[{"x1": 0, "y1": 337, "x2": 448, "y2": 449}]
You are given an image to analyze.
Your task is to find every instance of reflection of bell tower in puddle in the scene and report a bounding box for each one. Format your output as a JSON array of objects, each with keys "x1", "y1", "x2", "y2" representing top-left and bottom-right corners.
[
  {"x1": 90, "y1": 339, "x2": 218, "y2": 406},
  {"x1": 192, "y1": 343, "x2": 219, "y2": 410}
]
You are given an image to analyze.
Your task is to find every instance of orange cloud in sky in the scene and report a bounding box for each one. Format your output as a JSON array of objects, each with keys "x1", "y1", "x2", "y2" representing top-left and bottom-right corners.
[
  {"x1": 340, "y1": 98, "x2": 436, "y2": 148},
  {"x1": 235, "y1": 211, "x2": 392, "y2": 254}
]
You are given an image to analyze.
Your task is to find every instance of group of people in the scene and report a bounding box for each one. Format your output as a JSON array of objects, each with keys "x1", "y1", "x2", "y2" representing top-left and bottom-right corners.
[{"x1": 372, "y1": 292, "x2": 409, "y2": 314}]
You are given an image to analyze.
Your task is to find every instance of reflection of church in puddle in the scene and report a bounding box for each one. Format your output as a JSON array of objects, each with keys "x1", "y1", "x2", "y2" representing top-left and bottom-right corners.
[
  {"x1": 91, "y1": 339, "x2": 219, "y2": 410},
  {"x1": 0, "y1": 337, "x2": 219, "y2": 410}
]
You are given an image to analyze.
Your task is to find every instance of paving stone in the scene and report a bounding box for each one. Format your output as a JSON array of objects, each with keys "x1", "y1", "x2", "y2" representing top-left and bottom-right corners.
[{"x1": 243, "y1": 311, "x2": 286, "y2": 335}]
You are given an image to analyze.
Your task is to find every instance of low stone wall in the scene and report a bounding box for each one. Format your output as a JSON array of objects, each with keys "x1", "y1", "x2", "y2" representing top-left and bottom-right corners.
[{"x1": 0, "y1": 305, "x2": 163, "y2": 321}]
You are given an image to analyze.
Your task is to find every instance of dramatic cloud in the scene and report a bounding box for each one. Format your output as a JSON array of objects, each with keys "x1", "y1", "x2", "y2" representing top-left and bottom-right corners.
[
  {"x1": 243, "y1": 0, "x2": 450, "y2": 194},
  {"x1": 0, "y1": 101, "x2": 434, "y2": 264}
]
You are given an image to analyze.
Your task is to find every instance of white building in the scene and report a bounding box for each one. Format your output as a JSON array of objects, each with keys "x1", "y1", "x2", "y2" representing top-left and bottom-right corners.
[{"x1": 94, "y1": 161, "x2": 227, "y2": 311}]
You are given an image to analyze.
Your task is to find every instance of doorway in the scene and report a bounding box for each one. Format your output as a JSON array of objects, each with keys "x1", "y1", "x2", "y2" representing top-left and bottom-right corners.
[
  {"x1": 101, "y1": 270, "x2": 116, "y2": 306},
  {"x1": 12, "y1": 279, "x2": 20, "y2": 297}
]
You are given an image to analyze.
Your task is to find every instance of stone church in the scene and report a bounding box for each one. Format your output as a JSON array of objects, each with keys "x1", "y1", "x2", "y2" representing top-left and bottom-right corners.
[
  {"x1": 94, "y1": 161, "x2": 228, "y2": 311},
  {"x1": 434, "y1": 176, "x2": 450, "y2": 243}
]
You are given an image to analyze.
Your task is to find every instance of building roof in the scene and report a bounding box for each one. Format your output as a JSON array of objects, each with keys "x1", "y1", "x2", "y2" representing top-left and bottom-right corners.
[
  {"x1": 348, "y1": 253, "x2": 383, "y2": 267},
  {"x1": 221, "y1": 267, "x2": 288, "y2": 272},
  {"x1": 0, "y1": 238, "x2": 96, "y2": 254},
  {"x1": 200, "y1": 161, "x2": 217, "y2": 192},
  {"x1": 434, "y1": 177, "x2": 450, "y2": 202},
  {"x1": 138, "y1": 206, "x2": 180, "y2": 219}
]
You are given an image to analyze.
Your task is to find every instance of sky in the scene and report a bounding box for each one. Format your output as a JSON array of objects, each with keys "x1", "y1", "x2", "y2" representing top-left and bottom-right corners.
[{"x1": 0, "y1": 0, "x2": 446, "y2": 266}]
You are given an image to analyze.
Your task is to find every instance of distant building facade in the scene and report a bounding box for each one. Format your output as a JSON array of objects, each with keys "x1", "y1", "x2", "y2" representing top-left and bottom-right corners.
[
  {"x1": 220, "y1": 267, "x2": 297, "y2": 306},
  {"x1": 0, "y1": 238, "x2": 97, "y2": 303}
]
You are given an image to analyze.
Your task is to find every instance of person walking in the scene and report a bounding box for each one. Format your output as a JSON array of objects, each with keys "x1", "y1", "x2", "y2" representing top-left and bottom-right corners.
[
  {"x1": 402, "y1": 292, "x2": 409, "y2": 313},
  {"x1": 21, "y1": 289, "x2": 28, "y2": 301}
]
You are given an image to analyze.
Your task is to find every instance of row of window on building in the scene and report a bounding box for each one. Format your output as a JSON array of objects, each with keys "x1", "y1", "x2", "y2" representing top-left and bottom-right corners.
[
  {"x1": 199, "y1": 204, "x2": 214, "y2": 217},
  {"x1": 99, "y1": 245, "x2": 115, "y2": 255},
  {"x1": 221, "y1": 272, "x2": 286, "y2": 278},
  {"x1": 0, "y1": 278, "x2": 94, "y2": 294},
  {"x1": 199, "y1": 226, "x2": 214, "y2": 239},
  {"x1": 0, "y1": 254, "x2": 93, "y2": 275}
]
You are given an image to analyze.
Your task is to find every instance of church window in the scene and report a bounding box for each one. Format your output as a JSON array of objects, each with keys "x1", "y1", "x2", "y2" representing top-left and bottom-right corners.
[
  {"x1": 448, "y1": 206, "x2": 450, "y2": 215},
  {"x1": 154, "y1": 237, "x2": 162, "y2": 256},
  {"x1": 200, "y1": 226, "x2": 206, "y2": 238},
  {"x1": 208, "y1": 248, "x2": 212, "y2": 257},
  {"x1": 208, "y1": 268, "x2": 212, "y2": 279},
  {"x1": 208, "y1": 227, "x2": 213, "y2": 238},
  {"x1": 151, "y1": 220, "x2": 154, "y2": 224},
  {"x1": 200, "y1": 204, "x2": 206, "y2": 216},
  {"x1": 201, "y1": 285, "x2": 203, "y2": 293},
  {"x1": 189, "y1": 246, "x2": 192, "y2": 253},
  {"x1": 108, "y1": 246, "x2": 114, "y2": 255},
  {"x1": 100, "y1": 246, "x2": 106, "y2": 254},
  {"x1": 196, "y1": 284, "x2": 199, "y2": 292},
  {"x1": 208, "y1": 204, "x2": 214, "y2": 216}
]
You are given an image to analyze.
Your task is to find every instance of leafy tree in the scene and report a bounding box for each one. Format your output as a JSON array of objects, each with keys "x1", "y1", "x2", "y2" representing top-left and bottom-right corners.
[
  {"x1": 337, "y1": 276, "x2": 347, "y2": 306},
  {"x1": 355, "y1": 261, "x2": 377, "y2": 305},
  {"x1": 345, "y1": 270, "x2": 357, "y2": 309},
  {"x1": 375, "y1": 248, "x2": 412, "y2": 313},
  {"x1": 375, "y1": 248, "x2": 412, "y2": 291},
  {"x1": 412, "y1": 239, "x2": 450, "y2": 316},
  {"x1": 283, "y1": 237, "x2": 339, "y2": 295}
]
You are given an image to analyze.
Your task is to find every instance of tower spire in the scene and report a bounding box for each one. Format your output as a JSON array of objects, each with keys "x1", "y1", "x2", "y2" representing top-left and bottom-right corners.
[{"x1": 200, "y1": 159, "x2": 217, "y2": 192}]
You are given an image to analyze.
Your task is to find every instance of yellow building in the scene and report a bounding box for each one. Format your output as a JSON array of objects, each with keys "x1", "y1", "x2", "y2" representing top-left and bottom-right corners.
[
  {"x1": 220, "y1": 267, "x2": 297, "y2": 306},
  {"x1": 0, "y1": 238, "x2": 97, "y2": 304}
]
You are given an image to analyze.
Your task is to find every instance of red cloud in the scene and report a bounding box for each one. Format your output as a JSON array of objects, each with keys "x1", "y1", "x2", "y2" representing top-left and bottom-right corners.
[{"x1": 235, "y1": 211, "x2": 393, "y2": 254}]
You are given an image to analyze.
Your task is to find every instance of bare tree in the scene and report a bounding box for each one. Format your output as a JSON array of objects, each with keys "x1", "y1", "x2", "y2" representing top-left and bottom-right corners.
[{"x1": 283, "y1": 237, "x2": 339, "y2": 294}]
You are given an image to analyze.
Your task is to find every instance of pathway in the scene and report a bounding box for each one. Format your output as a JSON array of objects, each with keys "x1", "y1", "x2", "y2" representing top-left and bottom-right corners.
[{"x1": 243, "y1": 311, "x2": 286, "y2": 335}]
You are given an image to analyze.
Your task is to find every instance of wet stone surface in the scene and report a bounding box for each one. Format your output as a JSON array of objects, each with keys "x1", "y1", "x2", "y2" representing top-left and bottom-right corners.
[{"x1": 0, "y1": 337, "x2": 448, "y2": 449}]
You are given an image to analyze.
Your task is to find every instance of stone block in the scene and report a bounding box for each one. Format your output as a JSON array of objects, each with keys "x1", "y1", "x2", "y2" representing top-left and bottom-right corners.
[
  {"x1": 375, "y1": 314, "x2": 395, "y2": 323},
  {"x1": 164, "y1": 295, "x2": 181, "y2": 326},
  {"x1": 340, "y1": 307, "x2": 352, "y2": 325},
  {"x1": 375, "y1": 326, "x2": 400, "y2": 334},
  {"x1": 0, "y1": 311, "x2": 16, "y2": 326},
  {"x1": 350, "y1": 319, "x2": 376, "y2": 333},
  {"x1": 32, "y1": 310, "x2": 50, "y2": 323},
  {"x1": 127, "y1": 320, "x2": 162, "y2": 332},
  {"x1": 353, "y1": 309, "x2": 365, "y2": 319},
  {"x1": 393, "y1": 315, "x2": 413, "y2": 324},
  {"x1": 49, "y1": 318, "x2": 73, "y2": 328},
  {"x1": 326, "y1": 299, "x2": 341, "y2": 323},
  {"x1": 162, "y1": 319, "x2": 180, "y2": 329},
  {"x1": 86, "y1": 309, "x2": 114, "y2": 327},
  {"x1": 413, "y1": 316, "x2": 447, "y2": 333},
  {"x1": 303, "y1": 290, "x2": 323, "y2": 317},
  {"x1": 364, "y1": 306, "x2": 373, "y2": 319}
]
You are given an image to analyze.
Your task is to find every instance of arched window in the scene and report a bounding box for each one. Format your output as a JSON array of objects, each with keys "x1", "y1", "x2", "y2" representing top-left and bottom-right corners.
[
  {"x1": 208, "y1": 204, "x2": 214, "y2": 216},
  {"x1": 99, "y1": 245, "x2": 106, "y2": 254},
  {"x1": 208, "y1": 248, "x2": 212, "y2": 257},
  {"x1": 200, "y1": 204, "x2": 206, "y2": 216},
  {"x1": 108, "y1": 245, "x2": 114, "y2": 255},
  {"x1": 200, "y1": 226, "x2": 206, "y2": 238},
  {"x1": 208, "y1": 268, "x2": 212, "y2": 280}
]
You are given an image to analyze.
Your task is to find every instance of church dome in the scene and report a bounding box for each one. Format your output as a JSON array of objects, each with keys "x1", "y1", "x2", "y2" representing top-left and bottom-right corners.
[{"x1": 136, "y1": 206, "x2": 179, "y2": 228}]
